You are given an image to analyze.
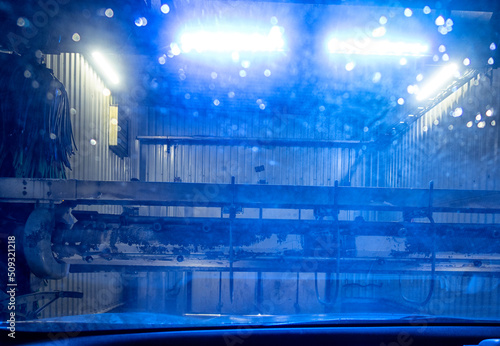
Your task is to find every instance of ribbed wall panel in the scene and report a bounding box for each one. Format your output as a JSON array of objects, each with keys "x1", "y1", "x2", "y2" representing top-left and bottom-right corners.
[
  {"x1": 38, "y1": 272, "x2": 124, "y2": 319},
  {"x1": 45, "y1": 53, "x2": 131, "y2": 214}
]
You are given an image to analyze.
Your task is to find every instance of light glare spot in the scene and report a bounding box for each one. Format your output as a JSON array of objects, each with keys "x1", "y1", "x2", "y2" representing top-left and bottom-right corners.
[
  {"x1": 102, "y1": 88, "x2": 111, "y2": 96},
  {"x1": 397, "y1": 98, "x2": 405, "y2": 105},
  {"x1": 486, "y1": 109, "x2": 493, "y2": 117},
  {"x1": 105, "y1": 8, "x2": 114, "y2": 18},
  {"x1": 416, "y1": 74, "x2": 423, "y2": 82},
  {"x1": 241, "y1": 60, "x2": 251, "y2": 68},
  {"x1": 90, "y1": 139, "x2": 97, "y2": 145},
  {"x1": 264, "y1": 69, "x2": 271, "y2": 77},
  {"x1": 490, "y1": 42, "x2": 497, "y2": 51},
  {"x1": 423, "y1": 6, "x2": 431, "y2": 14},
  {"x1": 488, "y1": 57, "x2": 495, "y2": 65},
  {"x1": 399, "y1": 57, "x2": 407, "y2": 65},
  {"x1": 372, "y1": 72, "x2": 381, "y2": 83},
  {"x1": 463, "y1": 58, "x2": 470, "y2": 66},
  {"x1": 442, "y1": 53, "x2": 449, "y2": 61},
  {"x1": 477, "y1": 121, "x2": 486, "y2": 128},
  {"x1": 259, "y1": 104, "x2": 266, "y2": 110},
  {"x1": 72, "y1": 33, "x2": 81, "y2": 42},
  {"x1": 476, "y1": 113, "x2": 482, "y2": 121},
  {"x1": 345, "y1": 62, "x2": 355, "y2": 71},
  {"x1": 466, "y1": 121, "x2": 473, "y2": 128},
  {"x1": 404, "y1": 8, "x2": 413, "y2": 17}
]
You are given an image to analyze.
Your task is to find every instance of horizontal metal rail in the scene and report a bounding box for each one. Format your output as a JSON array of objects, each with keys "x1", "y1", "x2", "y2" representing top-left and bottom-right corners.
[
  {"x1": 1, "y1": 178, "x2": 500, "y2": 214},
  {"x1": 136, "y1": 136, "x2": 372, "y2": 148}
]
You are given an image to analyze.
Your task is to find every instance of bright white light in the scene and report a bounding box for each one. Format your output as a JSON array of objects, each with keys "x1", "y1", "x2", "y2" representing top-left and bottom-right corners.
[
  {"x1": 379, "y1": 16, "x2": 388, "y2": 25},
  {"x1": 179, "y1": 26, "x2": 285, "y2": 53},
  {"x1": 416, "y1": 63, "x2": 459, "y2": 101},
  {"x1": 490, "y1": 42, "x2": 497, "y2": 51},
  {"x1": 264, "y1": 69, "x2": 271, "y2": 77},
  {"x1": 161, "y1": 4, "x2": 170, "y2": 14},
  {"x1": 486, "y1": 109, "x2": 493, "y2": 117},
  {"x1": 435, "y1": 16, "x2": 445, "y2": 26},
  {"x1": 463, "y1": 58, "x2": 470, "y2": 66},
  {"x1": 102, "y1": 88, "x2": 111, "y2": 96},
  {"x1": 91, "y1": 52, "x2": 119, "y2": 84},
  {"x1": 488, "y1": 57, "x2": 495, "y2": 65},
  {"x1": 442, "y1": 53, "x2": 449, "y2": 61},
  {"x1": 416, "y1": 73, "x2": 423, "y2": 81},
  {"x1": 372, "y1": 26, "x2": 386, "y2": 38},
  {"x1": 400, "y1": 57, "x2": 407, "y2": 65},
  {"x1": 397, "y1": 97, "x2": 405, "y2": 105},
  {"x1": 404, "y1": 8, "x2": 413, "y2": 17},
  {"x1": 327, "y1": 38, "x2": 428, "y2": 56},
  {"x1": 438, "y1": 45, "x2": 446, "y2": 52}
]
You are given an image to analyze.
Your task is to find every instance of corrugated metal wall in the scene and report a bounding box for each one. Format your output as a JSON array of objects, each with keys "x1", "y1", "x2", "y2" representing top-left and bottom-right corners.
[{"x1": 45, "y1": 53, "x2": 131, "y2": 215}]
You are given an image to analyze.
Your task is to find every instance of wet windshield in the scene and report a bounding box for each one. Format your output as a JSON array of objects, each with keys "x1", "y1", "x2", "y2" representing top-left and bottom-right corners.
[{"x1": 0, "y1": 0, "x2": 499, "y2": 337}]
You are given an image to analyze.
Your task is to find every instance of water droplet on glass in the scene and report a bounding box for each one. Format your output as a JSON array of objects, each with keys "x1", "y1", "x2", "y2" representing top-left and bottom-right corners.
[
  {"x1": 432, "y1": 55, "x2": 439, "y2": 62},
  {"x1": 463, "y1": 58, "x2": 471, "y2": 66},
  {"x1": 423, "y1": 6, "x2": 431, "y2": 14},
  {"x1": 476, "y1": 113, "x2": 482, "y2": 121},
  {"x1": 228, "y1": 91, "x2": 235, "y2": 98},
  {"x1": 135, "y1": 17, "x2": 147, "y2": 27},
  {"x1": 435, "y1": 16, "x2": 445, "y2": 26},
  {"x1": 397, "y1": 98, "x2": 405, "y2": 105},
  {"x1": 345, "y1": 62, "x2": 355, "y2": 71},
  {"x1": 50, "y1": 133, "x2": 57, "y2": 140},
  {"x1": 488, "y1": 57, "x2": 495, "y2": 65},
  {"x1": 448, "y1": 124, "x2": 453, "y2": 130},
  {"x1": 453, "y1": 108, "x2": 463, "y2": 117},
  {"x1": 170, "y1": 43, "x2": 181, "y2": 56},
  {"x1": 372, "y1": 72, "x2": 381, "y2": 83},
  {"x1": 404, "y1": 8, "x2": 413, "y2": 17},
  {"x1": 241, "y1": 60, "x2": 251, "y2": 68},
  {"x1": 158, "y1": 56, "x2": 166, "y2": 64},
  {"x1": 90, "y1": 139, "x2": 97, "y2": 145},
  {"x1": 416, "y1": 74, "x2": 423, "y2": 81},
  {"x1": 239, "y1": 70, "x2": 247, "y2": 77},
  {"x1": 319, "y1": 105, "x2": 325, "y2": 112},
  {"x1": 105, "y1": 8, "x2": 114, "y2": 18},
  {"x1": 363, "y1": 126, "x2": 369, "y2": 132},
  {"x1": 259, "y1": 104, "x2": 266, "y2": 110},
  {"x1": 213, "y1": 99, "x2": 220, "y2": 106},
  {"x1": 433, "y1": 119, "x2": 439, "y2": 125},
  {"x1": 231, "y1": 51, "x2": 240, "y2": 62},
  {"x1": 442, "y1": 53, "x2": 449, "y2": 61},
  {"x1": 264, "y1": 69, "x2": 271, "y2": 77},
  {"x1": 438, "y1": 45, "x2": 446, "y2": 53},
  {"x1": 270, "y1": 16, "x2": 278, "y2": 25},
  {"x1": 490, "y1": 42, "x2": 497, "y2": 51},
  {"x1": 399, "y1": 58, "x2": 407, "y2": 65},
  {"x1": 24, "y1": 70, "x2": 31, "y2": 78},
  {"x1": 438, "y1": 26, "x2": 448, "y2": 35},
  {"x1": 161, "y1": 4, "x2": 170, "y2": 14},
  {"x1": 211, "y1": 72, "x2": 217, "y2": 79},
  {"x1": 477, "y1": 121, "x2": 486, "y2": 128},
  {"x1": 372, "y1": 26, "x2": 386, "y2": 38},
  {"x1": 486, "y1": 109, "x2": 493, "y2": 117},
  {"x1": 466, "y1": 121, "x2": 473, "y2": 128},
  {"x1": 70, "y1": 108, "x2": 77, "y2": 116},
  {"x1": 379, "y1": 16, "x2": 388, "y2": 25},
  {"x1": 492, "y1": 120, "x2": 496, "y2": 126},
  {"x1": 185, "y1": 93, "x2": 191, "y2": 100},
  {"x1": 102, "y1": 88, "x2": 111, "y2": 96},
  {"x1": 17, "y1": 17, "x2": 26, "y2": 27},
  {"x1": 110, "y1": 118, "x2": 118, "y2": 125}
]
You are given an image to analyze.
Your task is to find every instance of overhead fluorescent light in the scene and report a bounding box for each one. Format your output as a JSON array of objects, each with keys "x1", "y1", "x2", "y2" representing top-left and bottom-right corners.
[
  {"x1": 416, "y1": 63, "x2": 459, "y2": 101},
  {"x1": 179, "y1": 26, "x2": 285, "y2": 53},
  {"x1": 327, "y1": 38, "x2": 429, "y2": 56},
  {"x1": 91, "y1": 52, "x2": 120, "y2": 85}
]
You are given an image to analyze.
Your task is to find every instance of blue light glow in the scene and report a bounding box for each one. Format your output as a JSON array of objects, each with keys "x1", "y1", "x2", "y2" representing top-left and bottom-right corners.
[
  {"x1": 327, "y1": 38, "x2": 429, "y2": 56},
  {"x1": 178, "y1": 26, "x2": 285, "y2": 53}
]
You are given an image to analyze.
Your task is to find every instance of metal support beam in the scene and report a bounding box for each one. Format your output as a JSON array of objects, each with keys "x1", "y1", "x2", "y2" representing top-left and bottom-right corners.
[{"x1": 1, "y1": 178, "x2": 500, "y2": 214}]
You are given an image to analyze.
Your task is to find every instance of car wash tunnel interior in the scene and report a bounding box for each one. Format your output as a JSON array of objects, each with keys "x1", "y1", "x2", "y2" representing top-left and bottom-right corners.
[{"x1": 0, "y1": 0, "x2": 499, "y2": 321}]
